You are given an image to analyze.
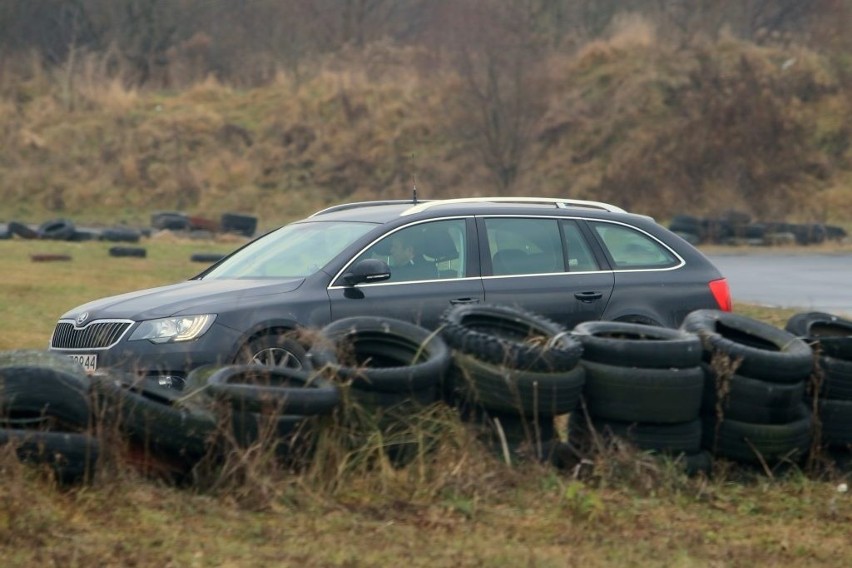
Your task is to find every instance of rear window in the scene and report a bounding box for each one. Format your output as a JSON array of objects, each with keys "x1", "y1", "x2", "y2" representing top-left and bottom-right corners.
[{"x1": 591, "y1": 221, "x2": 679, "y2": 269}]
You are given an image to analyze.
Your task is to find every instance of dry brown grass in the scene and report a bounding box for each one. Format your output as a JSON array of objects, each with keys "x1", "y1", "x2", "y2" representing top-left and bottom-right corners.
[{"x1": 1, "y1": 34, "x2": 850, "y2": 229}]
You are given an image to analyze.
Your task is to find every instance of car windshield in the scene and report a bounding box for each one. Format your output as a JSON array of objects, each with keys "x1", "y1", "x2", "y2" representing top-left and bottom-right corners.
[{"x1": 200, "y1": 221, "x2": 377, "y2": 279}]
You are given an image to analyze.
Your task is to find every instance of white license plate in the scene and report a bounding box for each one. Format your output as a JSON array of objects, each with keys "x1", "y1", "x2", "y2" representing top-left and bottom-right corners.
[{"x1": 68, "y1": 353, "x2": 98, "y2": 375}]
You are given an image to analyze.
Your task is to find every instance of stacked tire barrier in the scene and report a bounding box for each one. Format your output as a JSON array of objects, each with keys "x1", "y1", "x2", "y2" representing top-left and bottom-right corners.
[
  {"x1": 568, "y1": 321, "x2": 709, "y2": 473},
  {"x1": 309, "y1": 316, "x2": 451, "y2": 465},
  {"x1": 668, "y1": 213, "x2": 846, "y2": 246},
  {"x1": 6, "y1": 309, "x2": 851, "y2": 485},
  {"x1": 682, "y1": 310, "x2": 813, "y2": 468},
  {"x1": 785, "y1": 312, "x2": 852, "y2": 467},
  {"x1": 439, "y1": 304, "x2": 585, "y2": 462},
  {"x1": 0, "y1": 350, "x2": 100, "y2": 484}
]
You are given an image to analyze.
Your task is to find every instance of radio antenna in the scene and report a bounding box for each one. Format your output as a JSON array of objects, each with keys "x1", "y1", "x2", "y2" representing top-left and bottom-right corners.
[{"x1": 410, "y1": 152, "x2": 418, "y2": 204}]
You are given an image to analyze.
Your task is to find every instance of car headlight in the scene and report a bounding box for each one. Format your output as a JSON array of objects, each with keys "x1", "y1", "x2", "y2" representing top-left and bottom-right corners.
[{"x1": 128, "y1": 314, "x2": 216, "y2": 344}]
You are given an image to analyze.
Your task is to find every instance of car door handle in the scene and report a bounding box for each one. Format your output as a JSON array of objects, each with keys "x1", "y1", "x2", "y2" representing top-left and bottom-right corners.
[
  {"x1": 574, "y1": 291, "x2": 603, "y2": 302},
  {"x1": 449, "y1": 297, "x2": 480, "y2": 305}
]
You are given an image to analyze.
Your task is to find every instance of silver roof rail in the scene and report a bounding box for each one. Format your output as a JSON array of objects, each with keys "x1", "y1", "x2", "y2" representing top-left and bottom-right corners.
[
  {"x1": 400, "y1": 197, "x2": 625, "y2": 216},
  {"x1": 310, "y1": 200, "x2": 417, "y2": 217}
]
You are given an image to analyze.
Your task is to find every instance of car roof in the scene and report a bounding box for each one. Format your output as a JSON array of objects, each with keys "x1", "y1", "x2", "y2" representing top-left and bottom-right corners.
[{"x1": 307, "y1": 197, "x2": 644, "y2": 225}]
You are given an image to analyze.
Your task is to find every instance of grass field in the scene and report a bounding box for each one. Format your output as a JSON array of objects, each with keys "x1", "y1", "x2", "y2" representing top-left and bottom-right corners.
[{"x1": 1, "y1": 237, "x2": 851, "y2": 567}]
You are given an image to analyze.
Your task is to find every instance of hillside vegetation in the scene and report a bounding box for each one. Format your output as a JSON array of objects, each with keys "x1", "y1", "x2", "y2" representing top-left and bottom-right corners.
[{"x1": 1, "y1": 21, "x2": 851, "y2": 231}]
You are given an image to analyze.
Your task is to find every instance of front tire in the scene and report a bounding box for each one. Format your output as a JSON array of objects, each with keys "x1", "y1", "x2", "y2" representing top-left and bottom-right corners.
[{"x1": 237, "y1": 334, "x2": 312, "y2": 371}]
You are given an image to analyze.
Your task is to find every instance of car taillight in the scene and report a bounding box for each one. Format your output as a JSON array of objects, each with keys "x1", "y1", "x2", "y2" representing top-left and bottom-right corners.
[{"x1": 708, "y1": 278, "x2": 732, "y2": 312}]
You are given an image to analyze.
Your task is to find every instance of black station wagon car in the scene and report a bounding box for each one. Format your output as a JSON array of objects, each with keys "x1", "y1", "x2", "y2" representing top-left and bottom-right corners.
[{"x1": 49, "y1": 197, "x2": 731, "y2": 387}]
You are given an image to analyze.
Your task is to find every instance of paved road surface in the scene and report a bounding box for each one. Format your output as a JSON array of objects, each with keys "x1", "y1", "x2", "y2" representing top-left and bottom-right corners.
[{"x1": 706, "y1": 252, "x2": 852, "y2": 317}]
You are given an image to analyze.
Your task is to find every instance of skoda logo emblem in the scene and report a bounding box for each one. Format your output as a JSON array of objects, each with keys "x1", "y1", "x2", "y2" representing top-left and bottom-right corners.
[{"x1": 76, "y1": 312, "x2": 89, "y2": 326}]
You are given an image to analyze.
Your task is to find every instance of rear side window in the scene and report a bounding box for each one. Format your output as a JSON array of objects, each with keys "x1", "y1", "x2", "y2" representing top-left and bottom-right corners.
[
  {"x1": 484, "y1": 218, "x2": 564, "y2": 275},
  {"x1": 560, "y1": 221, "x2": 599, "y2": 272},
  {"x1": 591, "y1": 221, "x2": 679, "y2": 269}
]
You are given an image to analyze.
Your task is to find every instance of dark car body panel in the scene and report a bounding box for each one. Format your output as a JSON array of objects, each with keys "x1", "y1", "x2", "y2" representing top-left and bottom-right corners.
[{"x1": 49, "y1": 198, "x2": 727, "y2": 379}]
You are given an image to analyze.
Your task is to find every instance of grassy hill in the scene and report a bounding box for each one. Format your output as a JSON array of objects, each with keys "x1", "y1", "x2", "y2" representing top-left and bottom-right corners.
[{"x1": 1, "y1": 26, "x2": 850, "y2": 233}]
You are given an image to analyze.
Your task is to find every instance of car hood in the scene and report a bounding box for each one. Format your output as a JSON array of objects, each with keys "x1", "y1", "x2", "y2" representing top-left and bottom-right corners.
[{"x1": 61, "y1": 278, "x2": 305, "y2": 321}]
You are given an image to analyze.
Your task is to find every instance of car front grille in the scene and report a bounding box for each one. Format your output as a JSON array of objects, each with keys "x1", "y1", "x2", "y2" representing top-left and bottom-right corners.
[{"x1": 51, "y1": 320, "x2": 133, "y2": 349}]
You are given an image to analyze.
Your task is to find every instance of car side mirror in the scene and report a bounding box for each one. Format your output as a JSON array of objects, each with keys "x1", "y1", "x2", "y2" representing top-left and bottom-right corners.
[{"x1": 342, "y1": 259, "x2": 391, "y2": 286}]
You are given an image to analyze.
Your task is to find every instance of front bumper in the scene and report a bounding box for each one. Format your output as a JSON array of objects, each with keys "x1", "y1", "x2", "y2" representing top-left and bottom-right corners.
[{"x1": 49, "y1": 321, "x2": 243, "y2": 378}]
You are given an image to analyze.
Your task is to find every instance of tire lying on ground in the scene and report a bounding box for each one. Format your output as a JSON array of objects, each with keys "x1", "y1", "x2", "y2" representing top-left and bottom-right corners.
[
  {"x1": 109, "y1": 246, "x2": 147, "y2": 258},
  {"x1": 100, "y1": 227, "x2": 142, "y2": 243},
  {"x1": 701, "y1": 364, "x2": 806, "y2": 425},
  {"x1": 30, "y1": 253, "x2": 72, "y2": 262},
  {"x1": 37, "y1": 218, "x2": 76, "y2": 241},
  {"x1": 0, "y1": 350, "x2": 92, "y2": 431},
  {"x1": 785, "y1": 311, "x2": 852, "y2": 361},
  {"x1": 451, "y1": 351, "x2": 585, "y2": 416},
  {"x1": 701, "y1": 405, "x2": 812, "y2": 466},
  {"x1": 571, "y1": 415, "x2": 702, "y2": 454},
  {"x1": 571, "y1": 320, "x2": 702, "y2": 369},
  {"x1": 309, "y1": 316, "x2": 451, "y2": 401},
  {"x1": 0, "y1": 429, "x2": 100, "y2": 485},
  {"x1": 815, "y1": 356, "x2": 852, "y2": 401},
  {"x1": 813, "y1": 398, "x2": 852, "y2": 447},
  {"x1": 681, "y1": 309, "x2": 813, "y2": 383},
  {"x1": 198, "y1": 365, "x2": 340, "y2": 416},
  {"x1": 440, "y1": 304, "x2": 582, "y2": 373},
  {"x1": 581, "y1": 359, "x2": 704, "y2": 424},
  {"x1": 93, "y1": 376, "x2": 217, "y2": 467},
  {"x1": 8, "y1": 221, "x2": 39, "y2": 239},
  {"x1": 151, "y1": 211, "x2": 191, "y2": 231},
  {"x1": 190, "y1": 252, "x2": 227, "y2": 263},
  {"x1": 220, "y1": 212, "x2": 258, "y2": 237}
]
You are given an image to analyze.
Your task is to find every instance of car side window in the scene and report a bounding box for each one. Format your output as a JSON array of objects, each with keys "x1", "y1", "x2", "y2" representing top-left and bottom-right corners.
[
  {"x1": 353, "y1": 219, "x2": 466, "y2": 283},
  {"x1": 591, "y1": 221, "x2": 679, "y2": 269},
  {"x1": 560, "y1": 221, "x2": 599, "y2": 272},
  {"x1": 484, "y1": 218, "x2": 564, "y2": 276}
]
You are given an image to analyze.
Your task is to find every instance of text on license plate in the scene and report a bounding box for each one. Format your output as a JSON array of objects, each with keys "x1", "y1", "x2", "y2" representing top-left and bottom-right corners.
[{"x1": 68, "y1": 353, "x2": 98, "y2": 374}]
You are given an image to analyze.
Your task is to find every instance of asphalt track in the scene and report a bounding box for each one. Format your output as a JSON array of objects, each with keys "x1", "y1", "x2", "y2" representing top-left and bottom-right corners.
[{"x1": 705, "y1": 252, "x2": 852, "y2": 317}]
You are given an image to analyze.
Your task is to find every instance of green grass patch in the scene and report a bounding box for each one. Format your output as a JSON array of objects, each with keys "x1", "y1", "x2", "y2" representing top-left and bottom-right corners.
[{"x1": 0, "y1": 239, "x2": 851, "y2": 566}]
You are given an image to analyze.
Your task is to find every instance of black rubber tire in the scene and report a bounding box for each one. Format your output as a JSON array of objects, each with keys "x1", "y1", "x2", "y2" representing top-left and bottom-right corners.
[
  {"x1": 349, "y1": 385, "x2": 438, "y2": 410},
  {"x1": 485, "y1": 411, "x2": 557, "y2": 448},
  {"x1": 37, "y1": 218, "x2": 76, "y2": 241},
  {"x1": 151, "y1": 211, "x2": 190, "y2": 231},
  {"x1": 190, "y1": 252, "x2": 227, "y2": 263},
  {"x1": 701, "y1": 405, "x2": 812, "y2": 465},
  {"x1": 8, "y1": 221, "x2": 39, "y2": 239},
  {"x1": 786, "y1": 311, "x2": 852, "y2": 360},
  {"x1": 0, "y1": 428, "x2": 100, "y2": 484},
  {"x1": 440, "y1": 304, "x2": 582, "y2": 373},
  {"x1": 100, "y1": 227, "x2": 142, "y2": 243},
  {"x1": 310, "y1": 316, "x2": 451, "y2": 393},
  {"x1": 813, "y1": 398, "x2": 852, "y2": 447},
  {"x1": 681, "y1": 310, "x2": 813, "y2": 383},
  {"x1": 235, "y1": 334, "x2": 312, "y2": 372},
  {"x1": 69, "y1": 227, "x2": 103, "y2": 242},
  {"x1": 581, "y1": 417, "x2": 703, "y2": 454},
  {"x1": 30, "y1": 253, "x2": 72, "y2": 262},
  {"x1": 220, "y1": 212, "x2": 258, "y2": 237},
  {"x1": 452, "y1": 351, "x2": 585, "y2": 416},
  {"x1": 817, "y1": 356, "x2": 852, "y2": 401},
  {"x1": 228, "y1": 411, "x2": 310, "y2": 456},
  {"x1": 94, "y1": 378, "x2": 217, "y2": 464},
  {"x1": 571, "y1": 321, "x2": 702, "y2": 369},
  {"x1": 701, "y1": 364, "x2": 806, "y2": 424},
  {"x1": 109, "y1": 246, "x2": 147, "y2": 258},
  {"x1": 668, "y1": 214, "x2": 702, "y2": 235},
  {"x1": 202, "y1": 365, "x2": 340, "y2": 416},
  {"x1": 581, "y1": 360, "x2": 704, "y2": 423},
  {"x1": 0, "y1": 352, "x2": 92, "y2": 430}
]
